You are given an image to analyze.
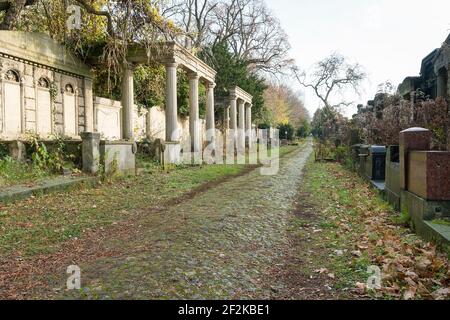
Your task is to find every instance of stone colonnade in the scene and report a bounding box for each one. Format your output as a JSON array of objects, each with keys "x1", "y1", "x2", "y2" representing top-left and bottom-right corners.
[
  {"x1": 224, "y1": 86, "x2": 253, "y2": 151},
  {"x1": 126, "y1": 42, "x2": 218, "y2": 163}
]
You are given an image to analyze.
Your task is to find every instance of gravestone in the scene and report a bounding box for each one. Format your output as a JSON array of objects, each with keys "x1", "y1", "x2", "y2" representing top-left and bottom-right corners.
[
  {"x1": 399, "y1": 127, "x2": 431, "y2": 190},
  {"x1": 385, "y1": 146, "x2": 400, "y2": 210},
  {"x1": 369, "y1": 146, "x2": 386, "y2": 181}
]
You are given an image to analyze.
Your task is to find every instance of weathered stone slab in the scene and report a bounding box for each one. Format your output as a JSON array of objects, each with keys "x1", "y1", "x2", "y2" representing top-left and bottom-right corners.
[
  {"x1": 408, "y1": 151, "x2": 450, "y2": 201},
  {"x1": 0, "y1": 176, "x2": 99, "y2": 204},
  {"x1": 399, "y1": 127, "x2": 432, "y2": 190},
  {"x1": 99, "y1": 140, "x2": 136, "y2": 175}
]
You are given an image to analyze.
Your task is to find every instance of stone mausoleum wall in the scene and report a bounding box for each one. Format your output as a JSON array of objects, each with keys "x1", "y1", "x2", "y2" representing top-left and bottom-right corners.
[{"x1": 0, "y1": 31, "x2": 93, "y2": 141}]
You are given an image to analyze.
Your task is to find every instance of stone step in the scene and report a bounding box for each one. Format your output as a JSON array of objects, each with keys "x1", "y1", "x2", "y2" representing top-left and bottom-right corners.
[
  {"x1": 422, "y1": 220, "x2": 450, "y2": 247},
  {"x1": 0, "y1": 176, "x2": 99, "y2": 204}
]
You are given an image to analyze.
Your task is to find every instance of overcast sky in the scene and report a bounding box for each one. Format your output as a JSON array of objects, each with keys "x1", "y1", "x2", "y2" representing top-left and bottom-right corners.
[{"x1": 265, "y1": 0, "x2": 450, "y2": 118}]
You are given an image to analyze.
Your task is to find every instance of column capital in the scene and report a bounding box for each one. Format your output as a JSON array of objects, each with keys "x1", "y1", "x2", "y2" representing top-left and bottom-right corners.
[
  {"x1": 165, "y1": 61, "x2": 179, "y2": 68},
  {"x1": 188, "y1": 72, "x2": 200, "y2": 80},
  {"x1": 122, "y1": 61, "x2": 136, "y2": 71},
  {"x1": 206, "y1": 82, "x2": 216, "y2": 89}
]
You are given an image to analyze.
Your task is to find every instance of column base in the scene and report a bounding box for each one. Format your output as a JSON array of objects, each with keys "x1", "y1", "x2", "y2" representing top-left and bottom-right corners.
[{"x1": 163, "y1": 141, "x2": 182, "y2": 165}]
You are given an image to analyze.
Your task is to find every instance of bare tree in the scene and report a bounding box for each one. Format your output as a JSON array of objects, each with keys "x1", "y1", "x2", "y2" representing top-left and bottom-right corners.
[
  {"x1": 292, "y1": 53, "x2": 366, "y2": 109},
  {"x1": 162, "y1": 0, "x2": 293, "y2": 75},
  {"x1": 160, "y1": 0, "x2": 218, "y2": 49},
  {"x1": 221, "y1": 0, "x2": 292, "y2": 73}
]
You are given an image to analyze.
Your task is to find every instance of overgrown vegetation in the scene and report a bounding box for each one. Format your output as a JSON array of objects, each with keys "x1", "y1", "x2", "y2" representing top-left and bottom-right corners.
[
  {"x1": 0, "y1": 156, "x2": 48, "y2": 187},
  {"x1": 0, "y1": 135, "x2": 80, "y2": 187},
  {"x1": 294, "y1": 157, "x2": 450, "y2": 300}
]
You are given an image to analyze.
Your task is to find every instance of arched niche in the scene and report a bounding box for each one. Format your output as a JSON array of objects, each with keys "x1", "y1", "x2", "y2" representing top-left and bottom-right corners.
[
  {"x1": 63, "y1": 83, "x2": 77, "y2": 136},
  {"x1": 37, "y1": 76, "x2": 53, "y2": 137},
  {"x1": 2, "y1": 69, "x2": 22, "y2": 136}
]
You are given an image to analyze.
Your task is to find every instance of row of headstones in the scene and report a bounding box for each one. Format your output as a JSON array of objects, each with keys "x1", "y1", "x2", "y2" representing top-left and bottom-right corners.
[{"x1": 354, "y1": 128, "x2": 450, "y2": 240}]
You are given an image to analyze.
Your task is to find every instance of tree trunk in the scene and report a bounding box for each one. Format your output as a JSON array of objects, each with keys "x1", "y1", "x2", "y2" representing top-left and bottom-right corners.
[{"x1": 0, "y1": 0, "x2": 28, "y2": 30}]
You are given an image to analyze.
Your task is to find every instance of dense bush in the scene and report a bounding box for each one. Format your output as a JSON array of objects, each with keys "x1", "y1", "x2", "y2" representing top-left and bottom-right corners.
[
  {"x1": 277, "y1": 123, "x2": 295, "y2": 140},
  {"x1": 296, "y1": 119, "x2": 311, "y2": 138},
  {"x1": 0, "y1": 143, "x2": 9, "y2": 159}
]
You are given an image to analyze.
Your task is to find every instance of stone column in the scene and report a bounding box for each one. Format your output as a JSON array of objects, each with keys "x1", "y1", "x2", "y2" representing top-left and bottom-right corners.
[
  {"x1": 189, "y1": 73, "x2": 200, "y2": 153},
  {"x1": 206, "y1": 82, "x2": 216, "y2": 141},
  {"x1": 229, "y1": 96, "x2": 237, "y2": 131},
  {"x1": 245, "y1": 103, "x2": 252, "y2": 146},
  {"x1": 399, "y1": 127, "x2": 431, "y2": 191},
  {"x1": 121, "y1": 64, "x2": 134, "y2": 141},
  {"x1": 83, "y1": 78, "x2": 94, "y2": 133},
  {"x1": 224, "y1": 106, "x2": 230, "y2": 130},
  {"x1": 165, "y1": 62, "x2": 179, "y2": 142},
  {"x1": 238, "y1": 99, "x2": 245, "y2": 151}
]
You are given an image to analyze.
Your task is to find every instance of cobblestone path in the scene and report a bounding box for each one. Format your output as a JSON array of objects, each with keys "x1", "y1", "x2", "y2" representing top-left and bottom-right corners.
[{"x1": 59, "y1": 141, "x2": 313, "y2": 299}]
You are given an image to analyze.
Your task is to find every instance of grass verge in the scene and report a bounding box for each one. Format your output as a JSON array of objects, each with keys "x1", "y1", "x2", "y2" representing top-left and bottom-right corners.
[{"x1": 290, "y1": 155, "x2": 450, "y2": 300}]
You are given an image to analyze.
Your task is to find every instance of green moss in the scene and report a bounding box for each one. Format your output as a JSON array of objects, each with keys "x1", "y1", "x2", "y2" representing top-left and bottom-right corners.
[
  {"x1": 432, "y1": 219, "x2": 450, "y2": 227},
  {"x1": 391, "y1": 208, "x2": 411, "y2": 227}
]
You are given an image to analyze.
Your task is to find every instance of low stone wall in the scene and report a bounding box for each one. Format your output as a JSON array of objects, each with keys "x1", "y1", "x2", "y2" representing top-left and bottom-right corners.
[{"x1": 401, "y1": 190, "x2": 450, "y2": 246}]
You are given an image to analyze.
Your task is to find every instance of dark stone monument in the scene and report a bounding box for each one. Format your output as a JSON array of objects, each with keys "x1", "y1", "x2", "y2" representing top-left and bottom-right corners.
[{"x1": 369, "y1": 146, "x2": 386, "y2": 181}]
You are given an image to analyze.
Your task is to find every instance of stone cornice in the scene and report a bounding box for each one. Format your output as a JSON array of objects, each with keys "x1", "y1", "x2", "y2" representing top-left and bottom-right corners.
[
  {"x1": 127, "y1": 42, "x2": 217, "y2": 84},
  {"x1": 0, "y1": 31, "x2": 92, "y2": 79},
  {"x1": 229, "y1": 86, "x2": 253, "y2": 104}
]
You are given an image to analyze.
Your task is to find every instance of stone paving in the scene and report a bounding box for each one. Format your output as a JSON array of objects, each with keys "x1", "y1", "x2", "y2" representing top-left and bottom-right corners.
[{"x1": 54, "y1": 141, "x2": 313, "y2": 299}]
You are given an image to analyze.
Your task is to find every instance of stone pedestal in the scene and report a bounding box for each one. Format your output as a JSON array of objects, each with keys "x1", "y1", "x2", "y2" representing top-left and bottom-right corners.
[
  {"x1": 162, "y1": 141, "x2": 181, "y2": 165},
  {"x1": 399, "y1": 127, "x2": 431, "y2": 190},
  {"x1": 8, "y1": 141, "x2": 26, "y2": 162},
  {"x1": 81, "y1": 132, "x2": 100, "y2": 174},
  {"x1": 99, "y1": 140, "x2": 136, "y2": 176}
]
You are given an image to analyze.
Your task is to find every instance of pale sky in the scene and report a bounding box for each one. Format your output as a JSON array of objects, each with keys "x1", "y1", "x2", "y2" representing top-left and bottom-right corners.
[{"x1": 265, "y1": 0, "x2": 450, "y2": 118}]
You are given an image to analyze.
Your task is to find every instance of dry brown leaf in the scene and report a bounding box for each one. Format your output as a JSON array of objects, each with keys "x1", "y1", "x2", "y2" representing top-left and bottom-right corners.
[{"x1": 403, "y1": 287, "x2": 416, "y2": 300}]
